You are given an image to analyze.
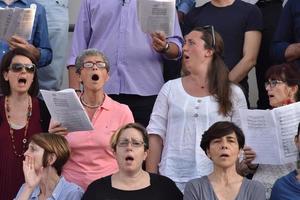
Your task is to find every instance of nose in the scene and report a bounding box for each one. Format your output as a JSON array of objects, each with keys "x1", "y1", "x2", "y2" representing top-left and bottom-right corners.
[
  {"x1": 24, "y1": 148, "x2": 29, "y2": 156},
  {"x1": 220, "y1": 140, "x2": 228, "y2": 149},
  {"x1": 183, "y1": 43, "x2": 188, "y2": 52}
]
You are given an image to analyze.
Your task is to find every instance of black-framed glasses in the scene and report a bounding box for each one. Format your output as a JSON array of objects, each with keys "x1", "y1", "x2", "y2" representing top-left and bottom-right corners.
[
  {"x1": 202, "y1": 25, "x2": 216, "y2": 49},
  {"x1": 117, "y1": 139, "x2": 145, "y2": 148},
  {"x1": 264, "y1": 80, "x2": 286, "y2": 88},
  {"x1": 9, "y1": 63, "x2": 35, "y2": 73},
  {"x1": 83, "y1": 61, "x2": 107, "y2": 69}
]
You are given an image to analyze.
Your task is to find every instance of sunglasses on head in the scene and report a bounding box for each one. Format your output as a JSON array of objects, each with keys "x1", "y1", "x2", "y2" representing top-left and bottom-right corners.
[
  {"x1": 9, "y1": 63, "x2": 36, "y2": 73},
  {"x1": 202, "y1": 25, "x2": 216, "y2": 49}
]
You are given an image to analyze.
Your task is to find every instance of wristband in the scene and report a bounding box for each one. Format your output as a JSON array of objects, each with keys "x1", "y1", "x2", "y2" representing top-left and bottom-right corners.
[{"x1": 161, "y1": 42, "x2": 170, "y2": 54}]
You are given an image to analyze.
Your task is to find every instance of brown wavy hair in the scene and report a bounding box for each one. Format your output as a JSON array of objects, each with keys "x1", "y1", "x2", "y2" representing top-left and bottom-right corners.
[{"x1": 192, "y1": 27, "x2": 232, "y2": 116}]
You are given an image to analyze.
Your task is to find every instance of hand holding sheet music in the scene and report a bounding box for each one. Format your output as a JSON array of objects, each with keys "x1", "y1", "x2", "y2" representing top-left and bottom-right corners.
[
  {"x1": 239, "y1": 102, "x2": 300, "y2": 165},
  {"x1": 40, "y1": 89, "x2": 94, "y2": 132}
]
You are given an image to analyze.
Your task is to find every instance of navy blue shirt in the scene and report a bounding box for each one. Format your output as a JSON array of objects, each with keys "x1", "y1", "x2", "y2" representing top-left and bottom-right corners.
[
  {"x1": 270, "y1": 170, "x2": 300, "y2": 200},
  {"x1": 0, "y1": 0, "x2": 52, "y2": 67},
  {"x1": 271, "y1": 0, "x2": 300, "y2": 65}
]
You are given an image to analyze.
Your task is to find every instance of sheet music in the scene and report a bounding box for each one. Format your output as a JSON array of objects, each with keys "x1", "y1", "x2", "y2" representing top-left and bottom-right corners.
[
  {"x1": 0, "y1": 6, "x2": 36, "y2": 41},
  {"x1": 273, "y1": 103, "x2": 300, "y2": 164},
  {"x1": 40, "y1": 89, "x2": 94, "y2": 132},
  {"x1": 239, "y1": 102, "x2": 300, "y2": 165},
  {"x1": 137, "y1": 0, "x2": 175, "y2": 36}
]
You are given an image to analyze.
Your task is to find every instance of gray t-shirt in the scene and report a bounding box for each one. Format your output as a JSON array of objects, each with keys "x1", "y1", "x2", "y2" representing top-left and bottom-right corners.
[{"x1": 184, "y1": 176, "x2": 266, "y2": 200}]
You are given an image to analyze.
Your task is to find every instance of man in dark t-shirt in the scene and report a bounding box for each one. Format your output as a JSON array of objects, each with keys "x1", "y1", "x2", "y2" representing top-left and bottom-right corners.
[{"x1": 184, "y1": 0, "x2": 263, "y2": 105}]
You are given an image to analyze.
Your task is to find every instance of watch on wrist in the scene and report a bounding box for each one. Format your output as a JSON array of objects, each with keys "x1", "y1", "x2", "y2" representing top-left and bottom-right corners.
[{"x1": 161, "y1": 42, "x2": 170, "y2": 54}]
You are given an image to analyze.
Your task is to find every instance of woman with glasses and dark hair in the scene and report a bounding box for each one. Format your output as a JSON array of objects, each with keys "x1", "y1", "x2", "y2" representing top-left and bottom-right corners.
[
  {"x1": 184, "y1": 121, "x2": 265, "y2": 200},
  {"x1": 0, "y1": 48, "x2": 50, "y2": 199},
  {"x1": 82, "y1": 123, "x2": 183, "y2": 200},
  {"x1": 146, "y1": 27, "x2": 248, "y2": 191},
  {"x1": 270, "y1": 122, "x2": 300, "y2": 200},
  {"x1": 14, "y1": 133, "x2": 83, "y2": 199},
  {"x1": 250, "y1": 62, "x2": 300, "y2": 199},
  {"x1": 49, "y1": 48, "x2": 134, "y2": 190}
]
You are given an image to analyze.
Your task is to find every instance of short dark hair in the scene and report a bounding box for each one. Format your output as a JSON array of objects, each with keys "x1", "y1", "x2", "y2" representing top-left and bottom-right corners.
[
  {"x1": 30, "y1": 133, "x2": 70, "y2": 176},
  {"x1": 110, "y1": 123, "x2": 149, "y2": 151},
  {"x1": 265, "y1": 62, "x2": 300, "y2": 101},
  {"x1": 200, "y1": 121, "x2": 245, "y2": 155},
  {"x1": 0, "y1": 48, "x2": 39, "y2": 96}
]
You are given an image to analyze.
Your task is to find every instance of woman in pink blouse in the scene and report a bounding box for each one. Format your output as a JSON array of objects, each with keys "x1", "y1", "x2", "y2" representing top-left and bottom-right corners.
[{"x1": 50, "y1": 49, "x2": 134, "y2": 190}]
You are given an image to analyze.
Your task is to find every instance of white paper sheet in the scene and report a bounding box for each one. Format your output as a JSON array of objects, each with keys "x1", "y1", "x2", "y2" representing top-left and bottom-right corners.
[
  {"x1": 0, "y1": 5, "x2": 36, "y2": 41},
  {"x1": 137, "y1": 0, "x2": 175, "y2": 36},
  {"x1": 40, "y1": 89, "x2": 94, "y2": 132},
  {"x1": 239, "y1": 102, "x2": 300, "y2": 165}
]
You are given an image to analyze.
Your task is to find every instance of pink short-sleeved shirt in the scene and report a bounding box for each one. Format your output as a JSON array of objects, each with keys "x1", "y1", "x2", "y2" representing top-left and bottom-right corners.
[{"x1": 62, "y1": 95, "x2": 134, "y2": 190}]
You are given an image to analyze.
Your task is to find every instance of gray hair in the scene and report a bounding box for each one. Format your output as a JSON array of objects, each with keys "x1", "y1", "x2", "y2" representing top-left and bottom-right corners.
[{"x1": 75, "y1": 48, "x2": 110, "y2": 73}]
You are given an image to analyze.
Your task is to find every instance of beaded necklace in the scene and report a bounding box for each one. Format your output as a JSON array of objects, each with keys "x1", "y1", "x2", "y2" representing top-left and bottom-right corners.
[
  {"x1": 80, "y1": 95, "x2": 104, "y2": 109},
  {"x1": 4, "y1": 96, "x2": 32, "y2": 157}
]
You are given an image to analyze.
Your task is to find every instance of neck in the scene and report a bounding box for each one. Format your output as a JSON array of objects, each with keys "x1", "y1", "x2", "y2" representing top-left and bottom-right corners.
[
  {"x1": 116, "y1": 168, "x2": 146, "y2": 183},
  {"x1": 209, "y1": 165, "x2": 242, "y2": 184},
  {"x1": 81, "y1": 90, "x2": 105, "y2": 108},
  {"x1": 211, "y1": 0, "x2": 234, "y2": 7},
  {"x1": 8, "y1": 92, "x2": 30, "y2": 102},
  {"x1": 3, "y1": 0, "x2": 14, "y2": 5},
  {"x1": 39, "y1": 168, "x2": 60, "y2": 197},
  {"x1": 188, "y1": 71, "x2": 209, "y2": 88}
]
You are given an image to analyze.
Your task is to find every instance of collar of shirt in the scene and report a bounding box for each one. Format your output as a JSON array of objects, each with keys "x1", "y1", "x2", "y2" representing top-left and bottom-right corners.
[
  {"x1": 31, "y1": 177, "x2": 66, "y2": 200},
  {"x1": 99, "y1": 94, "x2": 113, "y2": 111},
  {"x1": 0, "y1": 0, "x2": 27, "y2": 5}
]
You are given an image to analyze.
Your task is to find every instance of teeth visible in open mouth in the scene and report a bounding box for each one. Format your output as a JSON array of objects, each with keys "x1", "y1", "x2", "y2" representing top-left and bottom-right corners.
[
  {"x1": 91, "y1": 74, "x2": 99, "y2": 81},
  {"x1": 18, "y1": 78, "x2": 27, "y2": 84}
]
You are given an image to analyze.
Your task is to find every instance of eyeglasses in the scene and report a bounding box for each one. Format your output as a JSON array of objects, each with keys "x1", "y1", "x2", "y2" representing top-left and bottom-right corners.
[
  {"x1": 202, "y1": 25, "x2": 216, "y2": 49},
  {"x1": 9, "y1": 63, "x2": 36, "y2": 73},
  {"x1": 264, "y1": 80, "x2": 286, "y2": 88},
  {"x1": 117, "y1": 139, "x2": 145, "y2": 148},
  {"x1": 82, "y1": 61, "x2": 107, "y2": 69}
]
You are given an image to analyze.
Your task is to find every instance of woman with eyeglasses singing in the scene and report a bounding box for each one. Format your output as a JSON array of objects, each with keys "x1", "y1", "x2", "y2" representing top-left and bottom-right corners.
[
  {"x1": 82, "y1": 123, "x2": 183, "y2": 200},
  {"x1": 146, "y1": 27, "x2": 249, "y2": 191},
  {"x1": 49, "y1": 48, "x2": 134, "y2": 191},
  {"x1": 251, "y1": 62, "x2": 300, "y2": 199},
  {"x1": 0, "y1": 48, "x2": 50, "y2": 199}
]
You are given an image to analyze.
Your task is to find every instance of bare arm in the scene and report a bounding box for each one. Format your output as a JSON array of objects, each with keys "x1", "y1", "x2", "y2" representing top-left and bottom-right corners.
[
  {"x1": 68, "y1": 65, "x2": 81, "y2": 90},
  {"x1": 229, "y1": 31, "x2": 262, "y2": 83},
  {"x1": 146, "y1": 134, "x2": 163, "y2": 173},
  {"x1": 284, "y1": 43, "x2": 300, "y2": 62}
]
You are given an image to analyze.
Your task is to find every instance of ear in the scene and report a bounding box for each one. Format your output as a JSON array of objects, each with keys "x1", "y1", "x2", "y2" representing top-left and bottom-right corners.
[
  {"x1": 143, "y1": 149, "x2": 149, "y2": 161},
  {"x1": 206, "y1": 149, "x2": 212, "y2": 160},
  {"x1": 289, "y1": 85, "x2": 299, "y2": 98},
  {"x1": 112, "y1": 148, "x2": 117, "y2": 158},
  {"x1": 77, "y1": 72, "x2": 82, "y2": 83},
  {"x1": 47, "y1": 153, "x2": 57, "y2": 166},
  {"x1": 205, "y1": 48, "x2": 214, "y2": 57},
  {"x1": 3, "y1": 71, "x2": 8, "y2": 81}
]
